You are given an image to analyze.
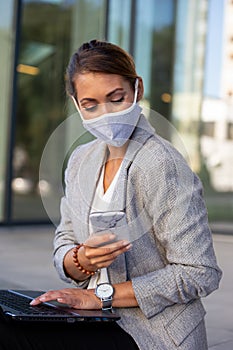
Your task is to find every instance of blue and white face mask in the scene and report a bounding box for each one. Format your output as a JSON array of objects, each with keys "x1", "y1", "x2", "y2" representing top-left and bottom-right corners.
[{"x1": 72, "y1": 79, "x2": 142, "y2": 147}]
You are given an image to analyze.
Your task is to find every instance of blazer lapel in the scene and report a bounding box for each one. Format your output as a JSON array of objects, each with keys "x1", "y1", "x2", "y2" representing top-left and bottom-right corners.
[
  {"x1": 110, "y1": 114, "x2": 155, "y2": 211},
  {"x1": 109, "y1": 115, "x2": 155, "y2": 283}
]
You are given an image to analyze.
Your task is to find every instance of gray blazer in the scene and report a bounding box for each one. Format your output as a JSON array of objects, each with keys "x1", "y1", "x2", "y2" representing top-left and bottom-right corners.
[{"x1": 54, "y1": 115, "x2": 222, "y2": 350}]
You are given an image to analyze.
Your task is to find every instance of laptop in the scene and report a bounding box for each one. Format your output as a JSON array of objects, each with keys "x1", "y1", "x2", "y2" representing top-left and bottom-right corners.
[{"x1": 0, "y1": 289, "x2": 120, "y2": 323}]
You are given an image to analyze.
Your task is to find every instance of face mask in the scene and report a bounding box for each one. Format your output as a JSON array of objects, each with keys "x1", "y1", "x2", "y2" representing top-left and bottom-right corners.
[{"x1": 72, "y1": 79, "x2": 142, "y2": 147}]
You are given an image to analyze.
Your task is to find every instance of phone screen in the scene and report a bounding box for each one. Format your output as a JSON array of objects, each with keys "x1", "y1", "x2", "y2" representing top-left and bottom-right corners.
[{"x1": 89, "y1": 211, "x2": 129, "y2": 241}]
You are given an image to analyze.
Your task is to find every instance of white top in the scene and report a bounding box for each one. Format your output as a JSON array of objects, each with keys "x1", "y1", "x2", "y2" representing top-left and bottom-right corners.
[{"x1": 87, "y1": 163, "x2": 122, "y2": 289}]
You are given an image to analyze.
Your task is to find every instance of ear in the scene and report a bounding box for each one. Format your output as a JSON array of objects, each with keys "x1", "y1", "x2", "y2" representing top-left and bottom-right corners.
[{"x1": 137, "y1": 77, "x2": 144, "y2": 102}]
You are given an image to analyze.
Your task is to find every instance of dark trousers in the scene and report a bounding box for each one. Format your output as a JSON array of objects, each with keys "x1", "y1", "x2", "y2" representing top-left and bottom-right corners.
[{"x1": 0, "y1": 319, "x2": 139, "y2": 350}]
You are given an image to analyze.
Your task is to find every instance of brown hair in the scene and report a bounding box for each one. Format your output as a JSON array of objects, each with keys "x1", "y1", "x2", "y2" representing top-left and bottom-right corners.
[{"x1": 66, "y1": 39, "x2": 138, "y2": 99}]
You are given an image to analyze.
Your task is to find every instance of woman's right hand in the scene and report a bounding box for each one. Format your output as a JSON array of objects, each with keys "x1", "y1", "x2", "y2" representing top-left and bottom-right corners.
[
  {"x1": 63, "y1": 233, "x2": 132, "y2": 281},
  {"x1": 79, "y1": 233, "x2": 132, "y2": 271}
]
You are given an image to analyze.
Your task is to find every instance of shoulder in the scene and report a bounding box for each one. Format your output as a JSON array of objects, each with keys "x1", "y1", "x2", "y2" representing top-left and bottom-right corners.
[
  {"x1": 133, "y1": 114, "x2": 189, "y2": 167},
  {"x1": 129, "y1": 134, "x2": 197, "y2": 200},
  {"x1": 135, "y1": 133, "x2": 192, "y2": 176},
  {"x1": 68, "y1": 139, "x2": 99, "y2": 164},
  {"x1": 64, "y1": 139, "x2": 101, "y2": 182}
]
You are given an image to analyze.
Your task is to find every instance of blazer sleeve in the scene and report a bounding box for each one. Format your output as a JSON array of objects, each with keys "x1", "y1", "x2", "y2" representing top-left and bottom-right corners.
[
  {"x1": 53, "y1": 148, "x2": 91, "y2": 288},
  {"x1": 131, "y1": 139, "x2": 222, "y2": 319}
]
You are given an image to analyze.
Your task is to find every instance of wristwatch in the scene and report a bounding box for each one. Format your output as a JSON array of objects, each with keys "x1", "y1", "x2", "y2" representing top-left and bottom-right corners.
[{"x1": 95, "y1": 283, "x2": 114, "y2": 311}]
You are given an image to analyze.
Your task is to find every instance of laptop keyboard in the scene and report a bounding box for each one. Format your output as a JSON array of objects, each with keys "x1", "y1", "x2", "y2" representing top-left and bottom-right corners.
[{"x1": 0, "y1": 290, "x2": 69, "y2": 315}]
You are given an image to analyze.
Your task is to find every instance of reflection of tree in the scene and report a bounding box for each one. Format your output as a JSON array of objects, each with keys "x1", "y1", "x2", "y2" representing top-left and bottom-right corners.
[
  {"x1": 15, "y1": 3, "x2": 72, "y2": 184},
  {"x1": 150, "y1": 25, "x2": 174, "y2": 121},
  {"x1": 143, "y1": 24, "x2": 175, "y2": 143}
]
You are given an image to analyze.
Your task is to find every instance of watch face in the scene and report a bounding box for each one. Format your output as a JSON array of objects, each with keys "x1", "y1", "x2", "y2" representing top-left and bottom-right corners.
[{"x1": 96, "y1": 283, "x2": 114, "y2": 299}]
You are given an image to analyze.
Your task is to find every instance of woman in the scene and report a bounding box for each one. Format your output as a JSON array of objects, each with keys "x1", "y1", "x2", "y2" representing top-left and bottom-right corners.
[{"x1": 30, "y1": 40, "x2": 222, "y2": 349}]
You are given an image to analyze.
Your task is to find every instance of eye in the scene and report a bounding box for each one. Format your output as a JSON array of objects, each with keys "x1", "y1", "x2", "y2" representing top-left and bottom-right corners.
[
  {"x1": 84, "y1": 106, "x2": 96, "y2": 112},
  {"x1": 111, "y1": 96, "x2": 125, "y2": 104},
  {"x1": 82, "y1": 104, "x2": 97, "y2": 112}
]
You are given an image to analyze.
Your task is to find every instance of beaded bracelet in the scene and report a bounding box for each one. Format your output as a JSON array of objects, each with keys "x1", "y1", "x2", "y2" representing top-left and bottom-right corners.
[{"x1": 72, "y1": 244, "x2": 96, "y2": 276}]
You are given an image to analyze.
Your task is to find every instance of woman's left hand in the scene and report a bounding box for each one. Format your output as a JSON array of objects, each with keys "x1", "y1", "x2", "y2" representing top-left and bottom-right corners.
[{"x1": 30, "y1": 288, "x2": 100, "y2": 309}]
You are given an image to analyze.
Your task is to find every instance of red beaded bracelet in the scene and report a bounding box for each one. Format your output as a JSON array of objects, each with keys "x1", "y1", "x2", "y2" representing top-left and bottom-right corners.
[{"x1": 72, "y1": 244, "x2": 96, "y2": 276}]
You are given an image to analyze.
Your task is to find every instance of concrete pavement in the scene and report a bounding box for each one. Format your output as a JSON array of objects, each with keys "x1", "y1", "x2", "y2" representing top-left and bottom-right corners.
[{"x1": 0, "y1": 224, "x2": 232, "y2": 349}]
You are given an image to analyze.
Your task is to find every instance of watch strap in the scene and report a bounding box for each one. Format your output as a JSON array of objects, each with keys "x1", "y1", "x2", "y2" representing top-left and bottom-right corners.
[{"x1": 102, "y1": 297, "x2": 112, "y2": 310}]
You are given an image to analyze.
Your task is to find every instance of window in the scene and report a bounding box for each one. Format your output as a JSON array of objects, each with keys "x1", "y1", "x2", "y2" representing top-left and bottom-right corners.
[
  {"x1": 227, "y1": 122, "x2": 233, "y2": 140},
  {"x1": 202, "y1": 121, "x2": 215, "y2": 138},
  {"x1": 0, "y1": 0, "x2": 15, "y2": 222},
  {"x1": 12, "y1": 0, "x2": 106, "y2": 222}
]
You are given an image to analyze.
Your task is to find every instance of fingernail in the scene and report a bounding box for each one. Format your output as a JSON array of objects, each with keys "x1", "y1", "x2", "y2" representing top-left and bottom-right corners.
[{"x1": 30, "y1": 299, "x2": 36, "y2": 305}]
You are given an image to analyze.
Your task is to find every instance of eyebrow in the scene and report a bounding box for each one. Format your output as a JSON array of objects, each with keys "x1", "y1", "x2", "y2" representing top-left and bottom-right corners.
[{"x1": 79, "y1": 88, "x2": 124, "y2": 104}]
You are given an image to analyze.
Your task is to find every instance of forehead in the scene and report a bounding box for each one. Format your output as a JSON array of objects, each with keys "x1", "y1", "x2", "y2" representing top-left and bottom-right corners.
[{"x1": 74, "y1": 73, "x2": 130, "y2": 99}]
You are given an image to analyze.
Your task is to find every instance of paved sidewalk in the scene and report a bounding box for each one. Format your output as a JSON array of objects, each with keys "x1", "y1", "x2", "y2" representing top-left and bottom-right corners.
[
  {"x1": 202, "y1": 233, "x2": 233, "y2": 350},
  {"x1": 0, "y1": 224, "x2": 232, "y2": 349}
]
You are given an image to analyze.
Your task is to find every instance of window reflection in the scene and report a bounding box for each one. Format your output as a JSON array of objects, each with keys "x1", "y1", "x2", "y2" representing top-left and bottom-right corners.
[
  {"x1": 135, "y1": 0, "x2": 174, "y2": 122},
  {"x1": 12, "y1": 0, "x2": 106, "y2": 221},
  {"x1": 201, "y1": 98, "x2": 233, "y2": 193},
  {"x1": 107, "y1": 0, "x2": 132, "y2": 52},
  {"x1": 13, "y1": 1, "x2": 72, "y2": 220}
]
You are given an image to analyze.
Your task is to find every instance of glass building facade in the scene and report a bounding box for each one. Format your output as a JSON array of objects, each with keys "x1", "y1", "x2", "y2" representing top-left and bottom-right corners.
[{"x1": 0, "y1": 0, "x2": 232, "y2": 227}]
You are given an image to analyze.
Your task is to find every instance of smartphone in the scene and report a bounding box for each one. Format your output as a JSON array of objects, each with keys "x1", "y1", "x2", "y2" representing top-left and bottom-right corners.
[{"x1": 89, "y1": 211, "x2": 129, "y2": 242}]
